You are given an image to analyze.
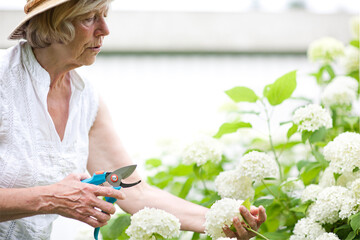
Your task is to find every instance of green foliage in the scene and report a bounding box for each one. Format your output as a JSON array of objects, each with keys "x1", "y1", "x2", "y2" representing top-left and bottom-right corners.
[
  {"x1": 350, "y1": 39, "x2": 360, "y2": 48},
  {"x1": 101, "y1": 34, "x2": 360, "y2": 240}
]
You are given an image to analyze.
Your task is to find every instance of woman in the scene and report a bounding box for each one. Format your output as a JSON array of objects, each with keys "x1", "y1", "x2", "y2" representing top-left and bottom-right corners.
[{"x1": 0, "y1": 0, "x2": 266, "y2": 239}]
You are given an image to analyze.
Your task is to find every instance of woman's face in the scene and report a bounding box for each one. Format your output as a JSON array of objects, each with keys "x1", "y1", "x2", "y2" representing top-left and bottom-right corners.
[{"x1": 63, "y1": 7, "x2": 110, "y2": 66}]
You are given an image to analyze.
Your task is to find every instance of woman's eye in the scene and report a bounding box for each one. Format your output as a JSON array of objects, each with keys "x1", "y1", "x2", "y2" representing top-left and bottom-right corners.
[{"x1": 83, "y1": 16, "x2": 96, "y2": 24}]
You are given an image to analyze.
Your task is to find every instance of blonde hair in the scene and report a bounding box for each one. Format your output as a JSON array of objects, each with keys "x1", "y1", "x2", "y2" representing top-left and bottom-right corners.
[{"x1": 24, "y1": 0, "x2": 111, "y2": 48}]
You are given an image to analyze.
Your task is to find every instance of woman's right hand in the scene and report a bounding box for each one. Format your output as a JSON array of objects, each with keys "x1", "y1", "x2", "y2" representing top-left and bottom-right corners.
[{"x1": 42, "y1": 173, "x2": 125, "y2": 228}]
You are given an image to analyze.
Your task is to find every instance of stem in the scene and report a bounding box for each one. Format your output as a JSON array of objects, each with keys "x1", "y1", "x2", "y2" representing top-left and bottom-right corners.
[
  {"x1": 201, "y1": 179, "x2": 210, "y2": 194},
  {"x1": 261, "y1": 180, "x2": 297, "y2": 220},
  {"x1": 261, "y1": 179, "x2": 278, "y2": 198},
  {"x1": 260, "y1": 100, "x2": 283, "y2": 181},
  {"x1": 199, "y1": 168, "x2": 210, "y2": 195},
  {"x1": 245, "y1": 226, "x2": 270, "y2": 240}
]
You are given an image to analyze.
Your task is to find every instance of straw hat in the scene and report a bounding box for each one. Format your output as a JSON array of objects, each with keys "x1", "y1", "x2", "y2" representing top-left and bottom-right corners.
[{"x1": 8, "y1": 0, "x2": 71, "y2": 40}]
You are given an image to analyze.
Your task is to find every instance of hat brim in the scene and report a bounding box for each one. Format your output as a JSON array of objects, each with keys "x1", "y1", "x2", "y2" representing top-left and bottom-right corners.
[{"x1": 8, "y1": 0, "x2": 71, "y2": 40}]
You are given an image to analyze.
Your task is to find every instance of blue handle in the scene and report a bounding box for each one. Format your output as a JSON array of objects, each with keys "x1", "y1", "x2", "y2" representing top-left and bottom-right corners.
[
  {"x1": 81, "y1": 172, "x2": 107, "y2": 185},
  {"x1": 94, "y1": 228, "x2": 100, "y2": 240},
  {"x1": 81, "y1": 173, "x2": 122, "y2": 240},
  {"x1": 105, "y1": 186, "x2": 121, "y2": 203}
]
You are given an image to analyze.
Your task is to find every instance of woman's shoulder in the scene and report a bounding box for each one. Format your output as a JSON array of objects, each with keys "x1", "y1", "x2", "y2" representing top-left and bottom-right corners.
[{"x1": 0, "y1": 41, "x2": 26, "y2": 76}]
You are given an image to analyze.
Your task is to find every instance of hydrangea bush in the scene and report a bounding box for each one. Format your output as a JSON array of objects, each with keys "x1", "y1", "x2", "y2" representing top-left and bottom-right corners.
[{"x1": 101, "y1": 16, "x2": 360, "y2": 240}]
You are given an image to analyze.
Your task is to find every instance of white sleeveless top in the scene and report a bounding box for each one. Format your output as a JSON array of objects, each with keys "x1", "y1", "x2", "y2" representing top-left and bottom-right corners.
[{"x1": 0, "y1": 41, "x2": 99, "y2": 239}]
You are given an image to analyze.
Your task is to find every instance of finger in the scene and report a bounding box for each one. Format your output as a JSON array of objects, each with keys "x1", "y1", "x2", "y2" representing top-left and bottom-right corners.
[
  {"x1": 223, "y1": 225, "x2": 237, "y2": 238},
  {"x1": 90, "y1": 208, "x2": 111, "y2": 223},
  {"x1": 78, "y1": 173, "x2": 91, "y2": 181},
  {"x1": 250, "y1": 206, "x2": 259, "y2": 216},
  {"x1": 94, "y1": 186, "x2": 126, "y2": 200},
  {"x1": 92, "y1": 198, "x2": 117, "y2": 214},
  {"x1": 81, "y1": 215, "x2": 107, "y2": 228},
  {"x1": 257, "y1": 206, "x2": 267, "y2": 226},
  {"x1": 233, "y1": 217, "x2": 248, "y2": 238},
  {"x1": 240, "y1": 206, "x2": 257, "y2": 230}
]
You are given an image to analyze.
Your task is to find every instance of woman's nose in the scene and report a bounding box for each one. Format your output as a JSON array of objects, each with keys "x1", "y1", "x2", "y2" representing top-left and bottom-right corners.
[{"x1": 95, "y1": 16, "x2": 110, "y2": 37}]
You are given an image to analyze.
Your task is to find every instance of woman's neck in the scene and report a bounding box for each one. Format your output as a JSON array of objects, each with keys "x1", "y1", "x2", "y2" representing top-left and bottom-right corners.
[{"x1": 32, "y1": 44, "x2": 80, "y2": 86}]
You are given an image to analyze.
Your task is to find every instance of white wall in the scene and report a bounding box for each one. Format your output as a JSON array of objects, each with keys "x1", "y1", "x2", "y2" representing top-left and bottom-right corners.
[{"x1": 0, "y1": 10, "x2": 355, "y2": 52}]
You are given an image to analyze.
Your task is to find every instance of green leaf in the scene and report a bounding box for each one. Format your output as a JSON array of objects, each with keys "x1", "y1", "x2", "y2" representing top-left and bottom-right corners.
[
  {"x1": 253, "y1": 197, "x2": 274, "y2": 208},
  {"x1": 309, "y1": 127, "x2": 326, "y2": 143},
  {"x1": 334, "y1": 172, "x2": 342, "y2": 182},
  {"x1": 147, "y1": 172, "x2": 173, "y2": 189},
  {"x1": 213, "y1": 121, "x2": 252, "y2": 138},
  {"x1": 312, "y1": 150, "x2": 328, "y2": 168},
  {"x1": 274, "y1": 141, "x2": 301, "y2": 150},
  {"x1": 169, "y1": 164, "x2": 194, "y2": 176},
  {"x1": 300, "y1": 164, "x2": 322, "y2": 185},
  {"x1": 145, "y1": 158, "x2": 162, "y2": 169},
  {"x1": 350, "y1": 39, "x2": 360, "y2": 48},
  {"x1": 301, "y1": 130, "x2": 312, "y2": 143},
  {"x1": 345, "y1": 231, "x2": 356, "y2": 240},
  {"x1": 191, "y1": 232, "x2": 200, "y2": 240},
  {"x1": 350, "y1": 212, "x2": 360, "y2": 232},
  {"x1": 348, "y1": 70, "x2": 359, "y2": 81},
  {"x1": 324, "y1": 64, "x2": 336, "y2": 80},
  {"x1": 344, "y1": 116, "x2": 360, "y2": 130},
  {"x1": 290, "y1": 201, "x2": 312, "y2": 214},
  {"x1": 101, "y1": 214, "x2": 131, "y2": 240},
  {"x1": 334, "y1": 224, "x2": 353, "y2": 239},
  {"x1": 296, "y1": 160, "x2": 312, "y2": 171},
  {"x1": 225, "y1": 86, "x2": 259, "y2": 103},
  {"x1": 153, "y1": 233, "x2": 166, "y2": 239},
  {"x1": 262, "y1": 231, "x2": 291, "y2": 240},
  {"x1": 287, "y1": 124, "x2": 298, "y2": 139},
  {"x1": 178, "y1": 177, "x2": 194, "y2": 198},
  {"x1": 242, "y1": 198, "x2": 251, "y2": 210},
  {"x1": 263, "y1": 70, "x2": 297, "y2": 106}
]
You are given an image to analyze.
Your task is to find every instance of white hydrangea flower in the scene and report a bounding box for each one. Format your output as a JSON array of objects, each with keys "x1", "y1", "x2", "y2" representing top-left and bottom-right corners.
[
  {"x1": 126, "y1": 207, "x2": 181, "y2": 240},
  {"x1": 323, "y1": 132, "x2": 360, "y2": 173},
  {"x1": 331, "y1": 76, "x2": 359, "y2": 90},
  {"x1": 236, "y1": 151, "x2": 279, "y2": 183},
  {"x1": 290, "y1": 217, "x2": 325, "y2": 240},
  {"x1": 315, "y1": 232, "x2": 340, "y2": 240},
  {"x1": 182, "y1": 136, "x2": 223, "y2": 166},
  {"x1": 205, "y1": 198, "x2": 244, "y2": 239},
  {"x1": 321, "y1": 76, "x2": 358, "y2": 106},
  {"x1": 351, "y1": 16, "x2": 359, "y2": 40},
  {"x1": 293, "y1": 104, "x2": 332, "y2": 132},
  {"x1": 319, "y1": 166, "x2": 360, "y2": 188},
  {"x1": 340, "y1": 46, "x2": 360, "y2": 73},
  {"x1": 350, "y1": 178, "x2": 360, "y2": 202},
  {"x1": 215, "y1": 170, "x2": 255, "y2": 200},
  {"x1": 307, "y1": 37, "x2": 345, "y2": 63},
  {"x1": 301, "y1": 184, "x2": 322, "y2": 202},
  {"x1": 308, "y1": 186, "x2": 357, "y2": 224}
]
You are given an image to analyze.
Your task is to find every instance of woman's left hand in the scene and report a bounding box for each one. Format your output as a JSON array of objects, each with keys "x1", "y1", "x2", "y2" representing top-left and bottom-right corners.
[{"x1": 223, "y1": 205, "x2": 267, "y2": 240}]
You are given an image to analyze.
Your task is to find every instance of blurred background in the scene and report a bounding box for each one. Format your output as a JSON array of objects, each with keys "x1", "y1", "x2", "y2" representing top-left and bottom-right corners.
[{"x1": 0, "y1": 0, "x2": 359, "y2": 239}]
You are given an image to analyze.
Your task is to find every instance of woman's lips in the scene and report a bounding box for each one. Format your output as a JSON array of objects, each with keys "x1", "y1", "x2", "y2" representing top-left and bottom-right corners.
[{"x1": 88, "y1": 46, "x2": 101, "y2": 52}]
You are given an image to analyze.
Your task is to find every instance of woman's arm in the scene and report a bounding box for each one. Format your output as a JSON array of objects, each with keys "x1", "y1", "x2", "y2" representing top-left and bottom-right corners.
[
  {"x1": 0, "y1": 174, "x2": 125, "y2": 227},
  {"x1": 87, "y1": 98, "x2": 266, "y2": 235}
]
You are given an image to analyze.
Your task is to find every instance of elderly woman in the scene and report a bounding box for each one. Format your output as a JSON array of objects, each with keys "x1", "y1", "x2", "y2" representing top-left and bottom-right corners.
[{"x1": 0, "y1": 0, "x2": 266, "y2": 239}]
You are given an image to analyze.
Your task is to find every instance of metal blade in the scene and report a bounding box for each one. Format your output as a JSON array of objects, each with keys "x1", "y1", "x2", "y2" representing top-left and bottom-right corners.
[
  {"x1": 120, "y1": 180, "x2": 141, "y2": 188},
  {"x1": 105, "y1": 165, "x2": 137, "y2": 187}
]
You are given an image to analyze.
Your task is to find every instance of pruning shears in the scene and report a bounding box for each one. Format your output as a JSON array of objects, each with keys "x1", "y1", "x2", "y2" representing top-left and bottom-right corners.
[{"x1": 81, "y1": 164, "x2": 141, "y2": 240}]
